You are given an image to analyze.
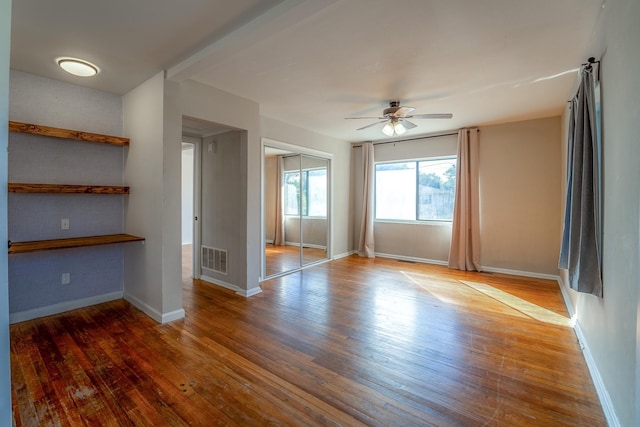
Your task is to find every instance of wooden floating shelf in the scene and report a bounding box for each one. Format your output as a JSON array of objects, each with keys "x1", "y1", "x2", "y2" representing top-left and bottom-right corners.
[
  {"x1": 9, "y1": 121, "x2": 130, "y2": 146},
  {"x1": 8, "y1": 234, "x2": 145, "y2": 254},
  {"x1": 8, "y1": 183, "x2": 130, "y2": 194}
]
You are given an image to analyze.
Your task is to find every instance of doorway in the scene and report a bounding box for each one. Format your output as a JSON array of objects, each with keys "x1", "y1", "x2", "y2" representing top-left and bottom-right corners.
[{"x1": 181, "y1": 141, "x2": 195, "y2": 281}]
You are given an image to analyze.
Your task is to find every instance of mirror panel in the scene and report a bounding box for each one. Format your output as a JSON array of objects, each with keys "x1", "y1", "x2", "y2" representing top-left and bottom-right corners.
[{"x1": 301, "y1": 155, "x2": 328, "y2": 266}]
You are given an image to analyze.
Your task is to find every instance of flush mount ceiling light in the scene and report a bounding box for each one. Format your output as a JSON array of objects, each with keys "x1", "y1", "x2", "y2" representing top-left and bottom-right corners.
[{"x1": 57, "y1": 58, "x2": 99, "y2": 77}]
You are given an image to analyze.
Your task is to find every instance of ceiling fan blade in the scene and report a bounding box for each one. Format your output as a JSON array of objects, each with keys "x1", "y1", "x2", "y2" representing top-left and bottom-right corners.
[
  {"x1": 356, "y1": 120, "x2": 388, "y2": 131},
  {"x1": 400, "y1": 119, "x2": 417, "y2": 129},
  {"x1": 394, "y1": 106, "x2": 415, "y2": 117},
  {"x1": 345, "y1": 116, "x2": 386, "y2": 120},
  {"x1": 407, "y1": 113, "x2": 453, "y2": 119}
]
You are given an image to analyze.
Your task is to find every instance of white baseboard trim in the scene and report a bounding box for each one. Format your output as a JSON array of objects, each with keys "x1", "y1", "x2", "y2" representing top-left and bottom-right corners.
[
  {"x1": 161, "y1": 308, "x2": 187, "y2": 324},
  {"x1": 200, "y1": 275, "x2": 262, "y2": 298},
  {"x1": 284, "y1": 241, "x2": 327, "y2": 250},
  {"x1": 124, "y1": 292, "x2": 162, "y2": 323},
  {"x1": 480, "y1": 266, "x2": 560, "y2": 281},
  {"x1": 375, "y1": 252, "x2": 448, "y2": 266},
  {"x1": 556, "y1": 276, "x2": 620, "y2": 427},
  {"x1": 239, "y1": 286, "x2": 263, "y2": 297},
  {"x1": 10, "y1": 291, "x2": 124, "y2": 324},
  {"x1": 333, "y1": 250, "x2": 356, "y2": 260},
  {"x1": 123, "y1": 293, "x2": 186, "y2": 324}
]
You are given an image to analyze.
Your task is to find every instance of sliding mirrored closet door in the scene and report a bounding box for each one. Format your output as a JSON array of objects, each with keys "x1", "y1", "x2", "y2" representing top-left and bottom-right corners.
[{"x1": 263, "y1": 144, "x2": 330, "y2": 279}]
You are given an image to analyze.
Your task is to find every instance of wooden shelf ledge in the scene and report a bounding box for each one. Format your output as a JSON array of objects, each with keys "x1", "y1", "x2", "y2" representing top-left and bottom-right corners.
[
  {"x1": 8, "y1": 183, "x2": 130, "y2": 194},
  {"x1": 8, "y1": 234, "x2": 145, "y2": 254},
  {"x1": 9, "y1": 121, "x2": 130, "y2": 146}
]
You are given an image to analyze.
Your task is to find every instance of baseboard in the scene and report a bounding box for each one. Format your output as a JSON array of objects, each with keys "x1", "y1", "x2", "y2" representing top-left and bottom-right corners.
[
  {"x1": 556, "y1": 276, "x2": 620, "y2": 427},
  {"x1": 123, "y1": 293, "x2": 185, "y2": 324},
  {"x1": 123, "y1": 292, "x2": 163, "y2": 323},
  {"x1": 161, "y1": 308, "x2": 186, "y2": 324},
  {"x1": 284, "y1": 241, "x2": 327, "y2": 250},
  {"x1": 10, "y1": 291, "x2": 123, "y2": 324},
  {"x1": 480, "y1": 266, "x2": 560, "y2": 281},
  {"x1": 238, "y1": 286, "x2": 263, "y2": 297},
  {"x1": 375, "y1": 252, "x2": 448, "y2": 266},
  {"x1": 333, "y1": 250, "x2": 356, "y2": 260},
  {"x1": 200, "y1": 275, "x2": 262, "y2": 298}
]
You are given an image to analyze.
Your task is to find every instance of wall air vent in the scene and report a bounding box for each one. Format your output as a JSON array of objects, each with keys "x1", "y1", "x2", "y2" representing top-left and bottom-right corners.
[{"x1": 201, "y1": 246, "x2": 228, "y2": 275}]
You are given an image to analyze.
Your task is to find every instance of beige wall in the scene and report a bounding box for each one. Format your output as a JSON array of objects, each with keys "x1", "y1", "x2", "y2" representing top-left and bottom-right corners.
[
  {"x1": 479, "y1": 117, "x2": 562, "y2": 276},
  {"x1": 352, "y1": 121, "x2": 562, "y2": 276},
  {"x1": 558, "y1": 0, "x2": 640, "y2": 425},
  {"x1": 351, "y1": 134, "x2": 458, "y2": 263}
]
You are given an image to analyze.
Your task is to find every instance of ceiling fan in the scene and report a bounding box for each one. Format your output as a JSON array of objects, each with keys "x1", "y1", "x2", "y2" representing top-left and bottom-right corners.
[{"x1": 345, "y1": 101, "x2": 452, "y2": 136}]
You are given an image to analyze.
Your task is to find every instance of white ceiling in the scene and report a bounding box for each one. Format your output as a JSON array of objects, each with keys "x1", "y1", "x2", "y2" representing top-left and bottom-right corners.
[{"x1": 10, "y1": 0, "x2": 604, "y2": 142}]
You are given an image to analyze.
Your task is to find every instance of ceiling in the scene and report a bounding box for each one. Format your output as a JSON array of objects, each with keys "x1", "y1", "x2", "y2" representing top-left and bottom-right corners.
[{"x1": 10, "y1": 0, "x2": 604, "y2": 142}]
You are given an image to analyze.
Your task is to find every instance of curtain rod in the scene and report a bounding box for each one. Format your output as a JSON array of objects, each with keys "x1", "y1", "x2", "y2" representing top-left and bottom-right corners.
[{"x1": 352, "y1": 129, "x2": 478, "y2": 148}]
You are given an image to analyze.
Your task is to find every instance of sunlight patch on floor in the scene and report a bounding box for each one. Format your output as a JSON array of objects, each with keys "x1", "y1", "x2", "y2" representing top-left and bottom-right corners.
[
  {"x1": 400, "y1": 270, "x2": 571, "y2": 327},
  {"x1": 460, "y1": 280, "x2": 571, "y2": 327}
]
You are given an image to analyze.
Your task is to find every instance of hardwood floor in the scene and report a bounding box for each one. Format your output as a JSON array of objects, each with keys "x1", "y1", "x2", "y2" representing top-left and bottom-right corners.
[
  {"x1": 11, "y1": 249, "x2": 606, "y2": 426},
  {"x1": 265, "y1": 244, "x2": 328, "y2": 277}
]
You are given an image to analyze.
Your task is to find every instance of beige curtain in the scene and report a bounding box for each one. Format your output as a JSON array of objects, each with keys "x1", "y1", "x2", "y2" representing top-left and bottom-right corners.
[
  {"x1": 448, "y1": 128, "x2": 481, "y2": 271},
  {"x1": 273, "y1": 155, "x2": 285, "y2": 246},
  {"x1": 358, "y1": 142, "x2": 375, "y2": 257}
]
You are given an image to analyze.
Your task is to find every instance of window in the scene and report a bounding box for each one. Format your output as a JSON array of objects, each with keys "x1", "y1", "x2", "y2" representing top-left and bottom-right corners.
[
  {"x1": 284, "y1": 168, "x2": 327, "y2": 217},
  {"x1": 375, "y1": 158, "x2": 456, "y2": 221}
]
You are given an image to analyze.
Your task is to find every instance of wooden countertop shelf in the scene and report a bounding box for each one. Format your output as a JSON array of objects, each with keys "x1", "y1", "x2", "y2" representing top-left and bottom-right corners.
[
  {"x1": 8, "y1": 183, "x2": 130, "y2": 194},
  {"x1": 8, "y1": 234, "x2": 145, "y2": 254},
  {"x1": 9, "y1": 121, "x2": 130, "y2": 146}
]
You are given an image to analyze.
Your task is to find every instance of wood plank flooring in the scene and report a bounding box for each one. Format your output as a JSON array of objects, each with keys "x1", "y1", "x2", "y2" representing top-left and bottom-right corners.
[{"x1": 10, "y1": 248, "x2": 606, "y2": 426}]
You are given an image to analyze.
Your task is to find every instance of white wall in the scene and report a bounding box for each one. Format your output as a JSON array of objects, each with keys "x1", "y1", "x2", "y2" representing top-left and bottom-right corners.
[
  {"x1": 261, "y1": 116, "x2": 351, "y2": 258},
  {"x1": 123, "y1": 72, "x2": 184, "y2": 322},
  {"x1": 200, "y1": 131, "x2": 247, "y2": 286},
  {"x1": 181, "y1": 145, "x2": 194, "y2": 245},
  {"x1": 177, "y1": 80, "x2": 261, "y2": 295},
  {"x1": 8, "y1": 71, "x2": 127, "y2": 319},
  {"x1": 0, "y1": 0, "x2": 12, "y2": 423},
  {"x1": 559, "y1": 0, "x2": 640, "y2": 425}
]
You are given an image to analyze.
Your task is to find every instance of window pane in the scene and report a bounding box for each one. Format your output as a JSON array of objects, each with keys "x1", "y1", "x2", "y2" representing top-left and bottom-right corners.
[
  {"x1": 418, "y1": 158, "x2": 456, "y2": 221},
  {"x1": 375, "y1": 162, "x2": 416, "y2": 220},
  {"x1": 284, "y1": 171, "x2": 300, "y2": 215},
  {"x1": 307, "y1": 169, "x2": 327, "y2": 217}
]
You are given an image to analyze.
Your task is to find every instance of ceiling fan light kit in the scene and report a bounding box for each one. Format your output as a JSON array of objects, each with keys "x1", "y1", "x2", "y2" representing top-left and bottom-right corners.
[
  {"x1": 346, "y1": 101, "x2": 452, "y2": 137},
  {"x1": 382, "y1": 120, "x2": 406, "y2": 136}
]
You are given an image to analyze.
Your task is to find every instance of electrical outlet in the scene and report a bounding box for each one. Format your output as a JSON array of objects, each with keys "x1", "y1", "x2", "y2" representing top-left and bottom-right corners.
[
  {"x1": 61, "y1": 273, "x2": 70, "y2": 285},
  {"x1": 61, "y1": 218, "x2": 70, "y2": 230}
]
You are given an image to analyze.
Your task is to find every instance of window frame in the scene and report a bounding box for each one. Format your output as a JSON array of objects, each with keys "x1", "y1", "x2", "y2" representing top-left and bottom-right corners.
[{"x1": 374, "y1": 156, "x2": 457, "y2": 224}]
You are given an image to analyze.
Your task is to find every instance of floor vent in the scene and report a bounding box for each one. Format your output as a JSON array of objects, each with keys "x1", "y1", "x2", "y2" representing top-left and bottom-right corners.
[{"x1": 201, "y1": 246, "x2": 228, "y2": 275}]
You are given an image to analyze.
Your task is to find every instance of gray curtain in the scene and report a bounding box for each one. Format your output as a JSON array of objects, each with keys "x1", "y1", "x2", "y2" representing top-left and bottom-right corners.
[
  {"x1": 448, "y1": 128, "x2": 481, "y2": 271},
  {"x1": 358, "y1": 142, "x2": 375, "y2": 257},
  {"x1": 559, "y1": 66, "x2": 603, "y2": 297}
]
